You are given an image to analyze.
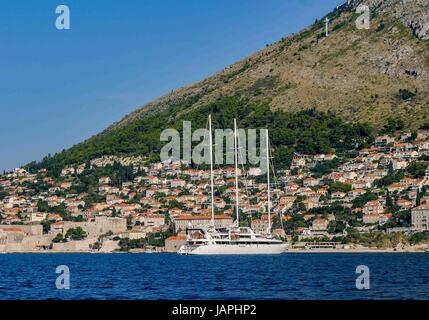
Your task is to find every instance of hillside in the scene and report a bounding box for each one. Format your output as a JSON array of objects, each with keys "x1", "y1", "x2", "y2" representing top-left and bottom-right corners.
[
  {"x1": 28, "y1": 0, "x2": 429, "y2": 171},
  {"x1": 108, "y1": 0, "x2": 429, "y2": 130}
]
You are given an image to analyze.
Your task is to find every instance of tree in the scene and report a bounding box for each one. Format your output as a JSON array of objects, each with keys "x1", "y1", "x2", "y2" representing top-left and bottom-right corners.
[
  {"x1": 292, "y1": 196, "x2": 307, "y2": 213},
  {"x1": 118, "y1": 237, "x2": 146, "y2": 251},
  {"x1": 328, "y1": 221, "x2": 337, "y2": 234},
  {"x1": 408, "y1": 131, "x2": 418, "y2": 142},
  {"x1": 375, "y1": 170, "x2": 404, "y2": 187},
  {"x1": 406, "y1": 161, "x2": 428, "y2": 178},
  {"x1": 398, "y1": 89, "x2": 416, "y2": 101},
  {"x1": 52, "y1": 233, "x2": 64, "y2": 243},
  {"x1": 388, "y1": 162, "x2": 394, "y2": 175},
  {"x1": 409, "y1": 232, "x2": 428, "y2": 245},
  {"x1": 271, "y1": 215, "x2": 282, "y2": 230},
  {"x1": 65, "y1": 227, "x2": 87, "y2": 240},
  {"x1": 352, "y1": 192, "x2": 378, "y2": 208},
  {"x1": 0, "y1": 187, "x2": 8, "y2": 201},
  {"x1": 385, "y1": 191, "x2": 399, "y2": 214},
  {"x1": 381, "y1": 117, "x2": 404, "y2": 134},
  {"x1": 283, "y1": 214, "x2": 307, "y2": 233},
  {"x1": 91, "y1": 241, "x2": 102, "y2": 251},
  {"x1": 329, "y1": 181, "x2": 352, "y2": 193},
  {"x1": 126, "y1": 215, "x2": 133, "y2": 230},
  {"x1": 416, "y1": 190, "x2": 423, "y2": 206},
  {"x1": 311, "y1": 158, "x2": 341, "y2": 178},
  {"x1": 41, "y1": 220, "x2": 53, "y2": 234}
]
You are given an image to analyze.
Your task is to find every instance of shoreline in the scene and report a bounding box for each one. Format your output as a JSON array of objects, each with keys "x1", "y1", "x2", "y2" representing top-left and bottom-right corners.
[
  {"x1": 287, "y1": 248, "x2": 428, "y2": 253},
  {"x1": 1, "y1": 248, "x2": 428, "y2": 254}
]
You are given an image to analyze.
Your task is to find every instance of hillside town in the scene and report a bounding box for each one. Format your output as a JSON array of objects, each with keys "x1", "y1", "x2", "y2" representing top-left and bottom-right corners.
[{"x1": 2, "y1": 131, "x2": 429, "y2": 253}]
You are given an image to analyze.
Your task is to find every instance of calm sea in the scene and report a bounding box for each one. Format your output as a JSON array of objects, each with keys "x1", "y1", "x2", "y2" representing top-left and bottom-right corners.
[{"x1": 0, "y1": 253, "x2": 428, "y2": 300}]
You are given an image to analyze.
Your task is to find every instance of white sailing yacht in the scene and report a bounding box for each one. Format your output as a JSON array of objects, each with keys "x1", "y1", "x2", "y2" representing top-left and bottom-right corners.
[{"x1": 178, "y1": 116, "x2": 288, "y2": 255}]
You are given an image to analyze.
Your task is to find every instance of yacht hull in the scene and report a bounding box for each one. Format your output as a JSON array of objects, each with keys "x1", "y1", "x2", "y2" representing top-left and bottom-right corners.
[{"x1": 178, "y1": 243, "x2": 288, "y2": 255}]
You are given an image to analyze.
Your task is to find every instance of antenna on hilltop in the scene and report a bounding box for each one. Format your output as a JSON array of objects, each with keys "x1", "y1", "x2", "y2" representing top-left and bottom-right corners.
[{"x1": 325, "y1": 17, "x2": 330, "y2": 37}]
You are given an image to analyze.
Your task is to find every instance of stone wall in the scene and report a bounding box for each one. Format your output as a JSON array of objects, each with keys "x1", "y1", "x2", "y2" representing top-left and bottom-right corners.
[
  {"x1": 3, "y1": 234, "x2": 55, "y2": 252},
  {"x1": 61, "y1": 217, "x2": 127, "y2": 238},
  {"x1": 0, "y1": 224, "x2": 43, "y2": 236},
  {"x1": 51, "y1": 238, "x2": 96, "y2": 252}
]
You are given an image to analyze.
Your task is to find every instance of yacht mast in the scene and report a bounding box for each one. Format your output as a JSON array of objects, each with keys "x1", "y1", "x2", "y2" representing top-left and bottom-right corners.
[
  {"x1": 208, "y1": 115, "x2": 215, "y2": 228},
  {"x1": 266, "y1": 129, "x2": 271, "y2": 235},
  {"x1": 234, "y1": 119, "x2": 240, "y2": 226}
]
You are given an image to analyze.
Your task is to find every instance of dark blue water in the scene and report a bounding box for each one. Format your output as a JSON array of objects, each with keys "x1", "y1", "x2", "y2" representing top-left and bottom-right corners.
[{"x1": 0, "y1": 253, "x2": 428, "y2": 300}]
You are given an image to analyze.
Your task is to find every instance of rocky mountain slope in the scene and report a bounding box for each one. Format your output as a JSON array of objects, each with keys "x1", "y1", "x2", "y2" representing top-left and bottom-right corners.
[{"x1": 107, "y1": 0, "x2": 429, "y2": 131}]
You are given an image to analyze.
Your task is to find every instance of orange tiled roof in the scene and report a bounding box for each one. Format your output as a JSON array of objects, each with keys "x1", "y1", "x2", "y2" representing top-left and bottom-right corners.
[{"x1": 174, "y1": 215, "x2": 232, "y2": 220}]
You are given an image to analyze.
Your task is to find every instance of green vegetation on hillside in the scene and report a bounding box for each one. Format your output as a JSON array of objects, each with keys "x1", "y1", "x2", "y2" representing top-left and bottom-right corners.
[
  {"x1": 0, "y1": 187, "x2": 8, "y2": 200},
  {"x1": 26, "y1": 96, "x2": 374, "y2": 173},
  {"x1": 311, "y1": 158, "x2": 342, "y2": 178}
]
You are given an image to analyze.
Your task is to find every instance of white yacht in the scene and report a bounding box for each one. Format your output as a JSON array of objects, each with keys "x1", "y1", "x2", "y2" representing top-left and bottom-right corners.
[
  {"x1": 178, "y1": 226, "x2": 287, "y2": 255},
  {"x1": 178, "y1": 116, "x2": 288, "y2": 255}
]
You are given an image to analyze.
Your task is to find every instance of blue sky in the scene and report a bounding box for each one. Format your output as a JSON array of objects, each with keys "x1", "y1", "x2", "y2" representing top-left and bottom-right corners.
[{"x1": 0, "y1": 0, "x2": 345, "y2": 172}]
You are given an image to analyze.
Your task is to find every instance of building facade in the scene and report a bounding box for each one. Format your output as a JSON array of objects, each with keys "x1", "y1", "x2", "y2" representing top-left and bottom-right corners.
[
  {"x1": 412, "y1": 205, "x2": 429, "y2": 231},
  {"x1": 174, "y1": 215, "x2": 233, "y2": 230}
]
